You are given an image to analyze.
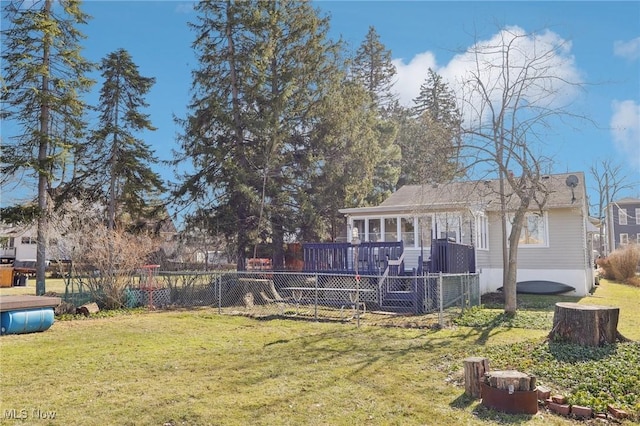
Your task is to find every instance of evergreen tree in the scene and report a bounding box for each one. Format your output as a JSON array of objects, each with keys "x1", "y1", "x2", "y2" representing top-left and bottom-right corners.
[
  {"x1": 306, "y1": 79, "x2": 383, "y2": 240},
  {"x1": 393, "y1": 103, "x2": 459, "y2": 186},
  {"x1": 393, "y1": 68, "x2": 462, "y2": 187},
  {"x1": 249, "y1": 0, "x2": 343, "y2": 267},
  {"x1": 412, "y1": 68, "x2": 461, "y2": 128},
  {"x1": 1, "y1": 0, "x2": 94, "y2": 294},
  {"x1": 351, "y1": 26, "x2": 397, "y2": 109},
  {"x1": 82, "y1": 48, "x2": 164, "y2": 230},
  {"x1": 350, "y1": 26, "x2": 401, "y2": 204},
  {"x1": 174, "y1": 0, "x2": 343, "y2": 268},
  {"x1": 174, "y1": 0, "x2": 263, "y2": 270}
]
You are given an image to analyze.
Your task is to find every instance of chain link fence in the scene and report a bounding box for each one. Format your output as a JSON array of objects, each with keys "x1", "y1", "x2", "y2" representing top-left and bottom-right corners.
[
  {"x1": 62, "y1": 270, "x2": 480, "y2": 327},
  {"x1": 147, "y1": 271, "x2": 479, "y2": 325}
]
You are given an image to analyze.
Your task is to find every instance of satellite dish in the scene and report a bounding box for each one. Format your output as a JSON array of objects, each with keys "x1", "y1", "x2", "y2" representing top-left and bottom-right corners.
[{"x1": 565, "y1": 175, "x2": 579, "y2": 188}]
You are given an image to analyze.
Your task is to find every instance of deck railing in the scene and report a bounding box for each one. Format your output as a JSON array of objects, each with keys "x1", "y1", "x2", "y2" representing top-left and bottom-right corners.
[
  {"x1": 428, "y1": 239, "x2": 475, "y2": 273},
  {"x1": 302, "y1": 241, "x2": 404, "y2": 275}
]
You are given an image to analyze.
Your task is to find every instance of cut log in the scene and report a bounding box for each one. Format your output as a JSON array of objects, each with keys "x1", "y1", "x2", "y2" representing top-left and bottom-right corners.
[
  {"x1": 486, "y1": 370, "x2": 535, "y2": 392},
  {"x1": 76, "y1": 302, "x2": 100, "y2": 316},
  {"x1": 549, "y1": 302, "x2": 620, "y2": 346},
  {"x1": 463, "y1": 357, "x2": 489, "y2": 398}
]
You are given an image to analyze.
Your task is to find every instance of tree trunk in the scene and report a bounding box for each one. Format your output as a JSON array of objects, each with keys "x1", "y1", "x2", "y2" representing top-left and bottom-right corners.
[
  {"x1": 549, "y1": 302, "x2": 620, "y2": 346},
  {"x1": 36, "y1": 0, "x2": 52, "y2": 297},
  {"x1": 463, "y1": 357, "x2": 489, "y2": 398}
]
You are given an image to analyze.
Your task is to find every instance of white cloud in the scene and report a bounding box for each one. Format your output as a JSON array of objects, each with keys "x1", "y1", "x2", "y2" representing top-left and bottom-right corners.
[
  {"x1": 614, "y1": 37, "x2": 640, "y2": 61},
  {"x1": 611, "y1": 100, "x2": 640, "y2": 168},
  {"x1": 392, "y1": 52, "x2": 437, "y2": 107},
  {"x1": 391, "y1": 26, "x2": 584, "y2": 128}
]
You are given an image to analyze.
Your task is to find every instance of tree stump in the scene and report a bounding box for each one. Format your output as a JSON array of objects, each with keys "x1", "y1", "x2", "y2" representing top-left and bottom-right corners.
[
  {"x1": 481, "y1": 370, "x2": 538, "y2": 414},
  {"x1": 485, "y1": 370, "x2": 536, "y2": 392},
  {"x1": 463, "y1": 357, "x2": 489, "y2": 398},
  {"x1": 549, "y1": 302, "x2": 620, "y2": 346},
  {"x1": 234, "y1": 278, "x2": 283, "y2": 307}
]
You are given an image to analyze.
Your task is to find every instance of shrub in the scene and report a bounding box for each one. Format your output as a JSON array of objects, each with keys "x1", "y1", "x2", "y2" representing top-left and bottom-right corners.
[
  {"x1": 48, "y1": 200, "x2": 160, "y2": 309},
  {"x1": 598, "y1": 244, "x2": 640, "y2": 285}
]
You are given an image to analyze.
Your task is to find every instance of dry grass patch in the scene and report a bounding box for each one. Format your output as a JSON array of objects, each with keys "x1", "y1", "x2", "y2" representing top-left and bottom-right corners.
[{"x1": 2, "y1": 310, "x2": 578, "y2": 426}]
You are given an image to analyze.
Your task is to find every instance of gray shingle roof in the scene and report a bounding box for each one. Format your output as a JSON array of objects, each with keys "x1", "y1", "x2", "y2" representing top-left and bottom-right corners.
[{"x1": 340, "y1": 172, "x2": 587, "y2": 214}]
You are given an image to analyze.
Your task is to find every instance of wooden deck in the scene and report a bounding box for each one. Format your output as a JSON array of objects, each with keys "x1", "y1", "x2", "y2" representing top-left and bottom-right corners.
[{"x1": 0, "y1": 295, "x2": 61, "y2": 312}]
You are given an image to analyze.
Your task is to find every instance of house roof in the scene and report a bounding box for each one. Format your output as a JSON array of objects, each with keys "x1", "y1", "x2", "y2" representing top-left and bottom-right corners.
[
  {"x1": 339, "y1": 172, "x2": 587, "y2": 215},
  {"x1": 612, "y1": 197, "x2": 640, "y2": 205}
]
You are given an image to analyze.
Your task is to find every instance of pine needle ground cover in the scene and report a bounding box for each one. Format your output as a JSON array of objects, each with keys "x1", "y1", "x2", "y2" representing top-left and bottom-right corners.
[{"x1": 0, "y1": 280, "x2": 638, "y2": 425}]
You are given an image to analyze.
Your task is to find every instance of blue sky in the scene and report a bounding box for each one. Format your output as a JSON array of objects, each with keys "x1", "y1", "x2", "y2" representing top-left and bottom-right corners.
[{"x1": 2, "y1": 1, "x2": 639, "y2": 212}]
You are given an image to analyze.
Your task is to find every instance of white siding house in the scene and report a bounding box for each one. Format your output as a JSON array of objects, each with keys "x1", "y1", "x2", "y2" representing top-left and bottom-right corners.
[
  {"x1": 0, "y1": 224, "x2": 38, "y2": 264},
  {"x1": 339, "y1": 172, "x2": 595, "y2": 296}
]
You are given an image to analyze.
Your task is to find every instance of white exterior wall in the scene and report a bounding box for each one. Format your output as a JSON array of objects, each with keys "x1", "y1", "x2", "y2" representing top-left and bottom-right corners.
[
  {"x1": 344, "y1": 206, "x2": 593, "y2": 296},
  {"x1": 6, "y1": 230, "x2": 38, "y2": 261},
  {"x1": 478, "y1": 207, "x2": 592, "y2": 296},
  {"x1": 479, "y1": 267, "x2": 591, "y2": 296}
]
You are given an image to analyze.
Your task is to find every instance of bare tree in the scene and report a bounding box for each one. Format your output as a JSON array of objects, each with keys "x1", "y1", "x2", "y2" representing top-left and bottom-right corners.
[
  {"x1": 49, "y1": 199, "x2": 159, "y2": 309},
  {"x1": 589, "y1": 159, "x2": 639, "y2": 255},
  {"x1": 457, "y1": 26, "x2": 586, "y2": 315}
]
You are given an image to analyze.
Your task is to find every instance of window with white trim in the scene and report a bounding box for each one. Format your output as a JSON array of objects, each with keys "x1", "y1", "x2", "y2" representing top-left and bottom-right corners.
[
  {"x1": 619, "y1": 208, "x2": 627, "y2": 225},
  {"x1": 435, "y1": 213, "x2": 461, "y2": 242},
  {"x1": 636, "y1": 208, "x2": 640, "y2": 225},
  {"x1": 508, "y1": 212, "x2": 548, "y2": 247},
  {"x1": 620, "y1": 233, "x2": 629, "y2": 245},
  {"x1": 418, "y1": 215, "x2": 433, "y2": 245},
  {"x1": 475, "y1": 214, "x2": 489, "y2": 250},
  {"x1": 352, "y1": 219, "x2": 365, "y2": 241},
  {"x1": 400, "y1": 217, "x2": 415, "y2": 246},
  {"x1": 520, "y1": 213, "x2": 547, "y2": 245},
  {"x1": 21, "y1": 236, "x2": 36, "y2": 245},
  {"x1": 384, "y1": 217, "x2": 398, "y2": 241},
  {"x1": 368, "y1": 219, "x2": 381, "y2": 242}
]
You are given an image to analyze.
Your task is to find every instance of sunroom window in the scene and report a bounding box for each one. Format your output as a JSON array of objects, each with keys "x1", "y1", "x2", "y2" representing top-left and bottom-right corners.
[{"x1": 384, "y1": 217, "x2": 397, "y2": 241}]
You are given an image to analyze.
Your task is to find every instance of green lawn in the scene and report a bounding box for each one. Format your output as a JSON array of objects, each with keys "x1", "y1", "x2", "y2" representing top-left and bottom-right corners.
[
  {"x1": 0, "y1": 277, "x2": 67, "y2": 296},
  {"x1": 0, "y1": 280, "x2": 638, "y2": 425}
]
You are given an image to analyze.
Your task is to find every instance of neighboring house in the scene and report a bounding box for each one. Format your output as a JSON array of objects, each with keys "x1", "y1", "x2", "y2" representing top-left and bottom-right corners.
[
  {"x1": 0, "y1": 207, "x2": 179, "y2": 267},
  {"x1": 606, "y1": 197, "x2": 640, "y2": 252},
  {"x1": 339, "y1": 172, "x2": 594, "y2": 297},
  {"x1": 0, "y1": 224, "x2": 38, "y2": 264}
]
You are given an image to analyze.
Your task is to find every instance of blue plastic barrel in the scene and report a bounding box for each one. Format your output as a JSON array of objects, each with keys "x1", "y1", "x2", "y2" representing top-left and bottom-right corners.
[{"x1": 0, "y1": 308, "x2": 55, "y2": 335}]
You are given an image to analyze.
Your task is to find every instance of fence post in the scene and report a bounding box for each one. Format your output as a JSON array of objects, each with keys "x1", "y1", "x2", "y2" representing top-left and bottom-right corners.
[
  {"x1": 216, "y1": 273, "x2": 222, "y2": 314},
  {"x1": 438, "y1": 271, "x2": 444, "y2": 327},
  {"x1": 314, "y1": 273, "x2": 318, "y2": 321},
  {"x1": 462, "y1": 273, "x2": 468, "y2": 312}
]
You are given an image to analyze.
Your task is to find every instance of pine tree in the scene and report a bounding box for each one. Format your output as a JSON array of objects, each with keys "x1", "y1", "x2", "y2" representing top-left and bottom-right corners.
[
  {"x1": 82, "y1": 48, "x2": 164, "y2": 230},
  {"x1": 248, "y1": 0, "x2": 343, "y2": 267},
  {"x1": 393, "y1": 68, "x2": 462, "y2": 186},
  {"x1": 307, "y1": 79, "x2": 383, "y2": 240},
  {"x1": 350, "y1": 26, "x2": 401, "y2": 204},
  {"x1": 174, "y1": 0, "x2": 263, "y2": 270},
  {"x1": 1, "y1": 0, "x2": 94, "y2": 294},
  {"x1": 351, "y1": 26, "x2": 397, "y2": 109},
  {"x1": 412, "y1": 68, "x2": 461, "y2": 127},
  {"x1": 393, "y1": 103, "x2": 459, "y2": 186},
  {"x1": 175, "y1": 0, "x2": 344, "y2": 268}
]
